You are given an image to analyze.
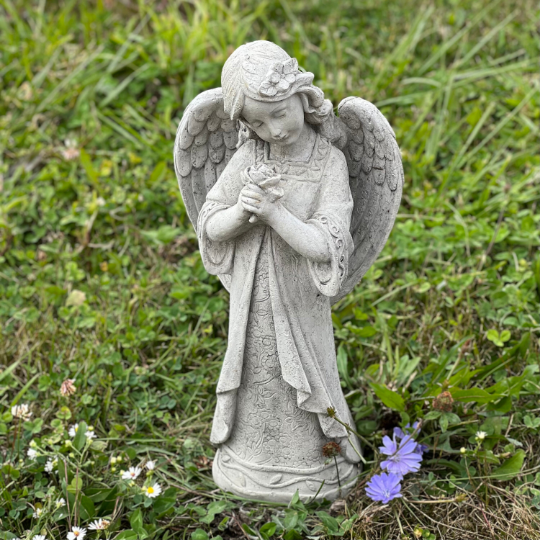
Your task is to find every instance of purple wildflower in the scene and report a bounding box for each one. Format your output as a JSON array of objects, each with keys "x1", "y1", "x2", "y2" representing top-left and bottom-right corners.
[
  {"x1": 380, "y1": 434, "x2": 423, "y2": 476},
  {"x1": 393, "y1": 422, "x2": 428, "y2": 455},
  {"x1": 365, "y1": 472, "x2": 402, "y2": 504}
]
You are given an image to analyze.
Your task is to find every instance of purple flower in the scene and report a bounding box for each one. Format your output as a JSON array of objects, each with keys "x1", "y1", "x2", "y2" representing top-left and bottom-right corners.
[
  {"x1": 366, "y1": 472, "x2": 402, "y2": 504},
  {"x1": 393, "y1": 422, "x2": 428, "y2": 455},
  {"x1": 380, "y1": 434, "x2": 423, "y2": 477}
]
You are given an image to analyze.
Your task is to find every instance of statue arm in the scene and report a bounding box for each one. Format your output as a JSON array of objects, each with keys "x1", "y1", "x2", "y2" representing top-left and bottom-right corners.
[
  {"x1": 206, "y1": 202, "x2": 252, "y2": 242},
  {"x1": 202, "y1": 141, "x2": 255, "y2": 242},
  {"x1": 267, "y1": 205, "x2": 331, "y2": 263}
]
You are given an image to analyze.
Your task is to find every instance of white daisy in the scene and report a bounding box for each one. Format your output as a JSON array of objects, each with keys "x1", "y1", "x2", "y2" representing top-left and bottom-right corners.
[
  {"x1": 56, "y1": 497, "x2": 66, "y2": 507},
  {"x1": 27, "y1": 448, "x2": 38, "y2": 459},
  {"x1": 33, "y1": 536, "x2": 46, "y2": 540},
  {"x1": 88, "y1": 518, "x2": 110, "y2": 530},
  {"x1": 85, "y1": 431, "x2": 96, "y2": 440},
  {"x1": 32, "y1": 507, "x2": 44, "y2": 518},
  {"x1": 145, "y1": 460, "x2": 156, "y2": 471},
  {"x1": 67, "y1": 526, "x2": 86, "y2": 540},
  {"x1": 44, "y1": 458, "x2": 55, "y2": 472},
  {"x1": 68, "y1": 423, "x2": 79, "y2": 437},
  {"x1": 12, "y1": 403, "x2": 32, "y2": 420},
  {"x1": 476, "y1": 431, "x2": 487, "y2": 441},
  {"x1": 122, "y1": 466, "x2": 142, "y2": 480},
  {"x1": 143, "y1": 482, "x2": 162, "y2": 498}
]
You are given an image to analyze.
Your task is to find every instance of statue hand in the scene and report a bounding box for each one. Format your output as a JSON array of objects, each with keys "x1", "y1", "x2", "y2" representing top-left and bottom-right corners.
[{"x1": 240, "y1": 184, "x2": 280, "y2": 225}]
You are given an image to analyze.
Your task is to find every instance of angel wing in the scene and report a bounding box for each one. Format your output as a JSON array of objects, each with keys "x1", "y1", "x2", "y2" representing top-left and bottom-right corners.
[
  {"x1": 174, "y1": 87, "x2": 239, "y2": 229},
  {"x1": 174, "y1": 88, "x2": 241, "y2": 292},
  {"x1": 331, "y1": 97, "x2": 404, "y2": 304}
]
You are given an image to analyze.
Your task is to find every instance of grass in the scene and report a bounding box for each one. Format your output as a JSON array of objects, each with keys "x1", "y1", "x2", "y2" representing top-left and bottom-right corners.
[{"x1": 1, "y1": 0, "x2": 540, "y2": 538}]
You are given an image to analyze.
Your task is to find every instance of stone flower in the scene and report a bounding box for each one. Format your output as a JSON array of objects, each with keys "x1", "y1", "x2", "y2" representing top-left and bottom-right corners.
[{"x1": 259, "y1": 58, "x2": 299, "y2": 97}]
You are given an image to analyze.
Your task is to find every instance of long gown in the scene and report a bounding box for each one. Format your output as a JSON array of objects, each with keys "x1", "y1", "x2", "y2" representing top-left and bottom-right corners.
[{"x1": 198, "y1": 132, "x2": 361, "y2": 502}]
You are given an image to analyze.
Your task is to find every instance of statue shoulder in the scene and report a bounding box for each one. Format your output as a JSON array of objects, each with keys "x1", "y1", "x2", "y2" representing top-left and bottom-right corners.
[
  {"x1": 223, "y1": 139, "x2": 257, "y2": 173},
  {"x1": 324, "y1": 143, "x2": 349, "y2": 182}
]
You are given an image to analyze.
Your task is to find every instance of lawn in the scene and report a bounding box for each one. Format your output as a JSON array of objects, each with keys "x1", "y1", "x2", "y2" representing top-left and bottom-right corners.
[{"x1": 1, "y1": 0, "x2": 540, "y2": 539}]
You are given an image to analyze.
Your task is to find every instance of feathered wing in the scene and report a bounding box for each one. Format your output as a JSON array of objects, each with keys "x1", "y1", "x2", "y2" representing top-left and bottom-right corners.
[
  {"x1": 174, "y1": 88, "x2": 240, "y2": 292},
  {"x1": 331, "y1": 96, "x2": 403, "y2": 304}
]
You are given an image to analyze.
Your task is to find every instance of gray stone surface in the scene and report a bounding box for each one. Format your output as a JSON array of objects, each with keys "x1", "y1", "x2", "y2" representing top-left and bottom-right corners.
[{"x1": 174, "y1": 40, "x2": 403, "y2": 502}]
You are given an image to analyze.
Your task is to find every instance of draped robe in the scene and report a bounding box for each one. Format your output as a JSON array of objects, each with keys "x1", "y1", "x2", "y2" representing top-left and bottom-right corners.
[{"x1": 197, "y1": 133, "x2": 361, "y2": 464}]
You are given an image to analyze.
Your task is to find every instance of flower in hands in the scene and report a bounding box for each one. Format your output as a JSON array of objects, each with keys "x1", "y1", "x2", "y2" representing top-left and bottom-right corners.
[
  {"x1": 366, "y1": 472, "x2": 402, "y2": 504},
  {"x1": 67, "y1": 527, "x2": 86, "y2": 540},
  {"x1": 122, "y1": 466, "x2": 142, "y2": 480},
  {"x1": 380, "y1": 434, "x2": 423, "y2": 477}
]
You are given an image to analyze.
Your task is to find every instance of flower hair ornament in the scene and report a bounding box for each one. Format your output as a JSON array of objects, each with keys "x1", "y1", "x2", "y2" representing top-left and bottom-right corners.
[
  {"x1": 259, "y1": 57, "x2": 300, "y2": 97},
  {"x1": 221, "y1": 40, "x2": 325, "y2": 121}
]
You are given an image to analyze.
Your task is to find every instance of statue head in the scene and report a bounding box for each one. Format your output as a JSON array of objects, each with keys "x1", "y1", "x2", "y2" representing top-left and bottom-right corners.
[{"x1": 221, "y1": 41, "x2": 334, "y2": 144}]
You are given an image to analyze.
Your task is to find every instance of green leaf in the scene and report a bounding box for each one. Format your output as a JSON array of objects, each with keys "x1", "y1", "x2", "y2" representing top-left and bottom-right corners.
[
  {"x1": 439, "y1": 412, "x2": 462, "y2": 433},
  {"x1": 72, "y1": 421, "x2": 87, "y2": 451},
  {"x1": 130, "y1": 508, "x2": 143, "y2": 531},
  {"x1": 369, "y1": 383, "x2": 405, "y2": 411},
  {"x1": 80, "y1": 148, "x2": 99, "y2": 187},
  {"x1": 260, "y1": 522, "x2": 277, "y2": 538},
  {"x1": 283, "y1": 531, "x2": 303, "y2": 540},
  {"x1": 336, "y1": 345, "x2": 351, "y2": 386},
  {"x1": 451, "y1": 387, "x2": 502, "y2": 404},
  {"x1": 148, "y1": 161, "x2": 167, "y2": 185},
  {"x1": 116, "y1": 531, "x2": 138, "y2": 540},
  {"x1": 491, "y1": 450, "x2": 526, "y2": 481},
  {"x1": 68, "y1": 475, "x2": 83, "y2": 493},
  {"x1": 316, "y1": 511, "x2": 339, "y2": 533},
  {"x1": 354, "y1": 325, "x2": 378, "y2": 338},
  {"x1": 191, "y1": 529, "x2": 209, "y2": 540},
  {"x1": 200, "y1": 500, "x2": 230, "y2": 525},
  {"x1": 242, "y1": 524, "x2": 259, "y2": 536},
  {"x1": 79, "y1": 495, "x2": 95, "y2": 520},
  {"x1": 153, "y1": 497, "x2": 176, "y2": 516}
]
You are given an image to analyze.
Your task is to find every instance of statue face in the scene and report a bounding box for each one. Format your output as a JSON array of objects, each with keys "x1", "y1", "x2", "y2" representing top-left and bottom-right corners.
[{"x1": 242, "y1": 94, "x2": 304, "y2": 146}]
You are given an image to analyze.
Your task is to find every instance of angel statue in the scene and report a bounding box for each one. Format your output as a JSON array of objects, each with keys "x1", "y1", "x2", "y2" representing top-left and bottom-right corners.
[{"x1": 174, "y1": 40, "x2": 403, "y2": 502}]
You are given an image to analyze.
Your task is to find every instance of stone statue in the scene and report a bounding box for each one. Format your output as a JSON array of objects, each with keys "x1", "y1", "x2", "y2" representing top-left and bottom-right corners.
[{"x1": 174, "y1": 41, "x2": 403, "y2": 502}]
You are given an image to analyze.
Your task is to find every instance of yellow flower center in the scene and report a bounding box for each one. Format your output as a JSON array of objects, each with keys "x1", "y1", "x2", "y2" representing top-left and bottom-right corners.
[
  {"x1": 74, "y1": 533, "x2": 80, "y2": 537},
  {"x1": 147, "y1": 487, "x2": 154, "y2": 494}
]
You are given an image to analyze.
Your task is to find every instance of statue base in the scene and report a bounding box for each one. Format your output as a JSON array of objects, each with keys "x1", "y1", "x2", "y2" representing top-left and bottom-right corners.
[{"x1": 212, "y1": 445, "x2": 359, "y2": 503}]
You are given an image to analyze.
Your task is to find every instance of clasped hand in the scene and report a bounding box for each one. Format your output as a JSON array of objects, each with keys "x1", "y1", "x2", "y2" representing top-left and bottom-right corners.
[{"x1": 238, "y1": 183, "x2": 281, "y2": 224}]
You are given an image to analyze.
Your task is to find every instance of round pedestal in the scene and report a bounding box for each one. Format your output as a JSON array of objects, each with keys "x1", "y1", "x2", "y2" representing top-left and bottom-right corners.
[{"x1": 213, "y1": 445, "x2": 359, "y2": 503}]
